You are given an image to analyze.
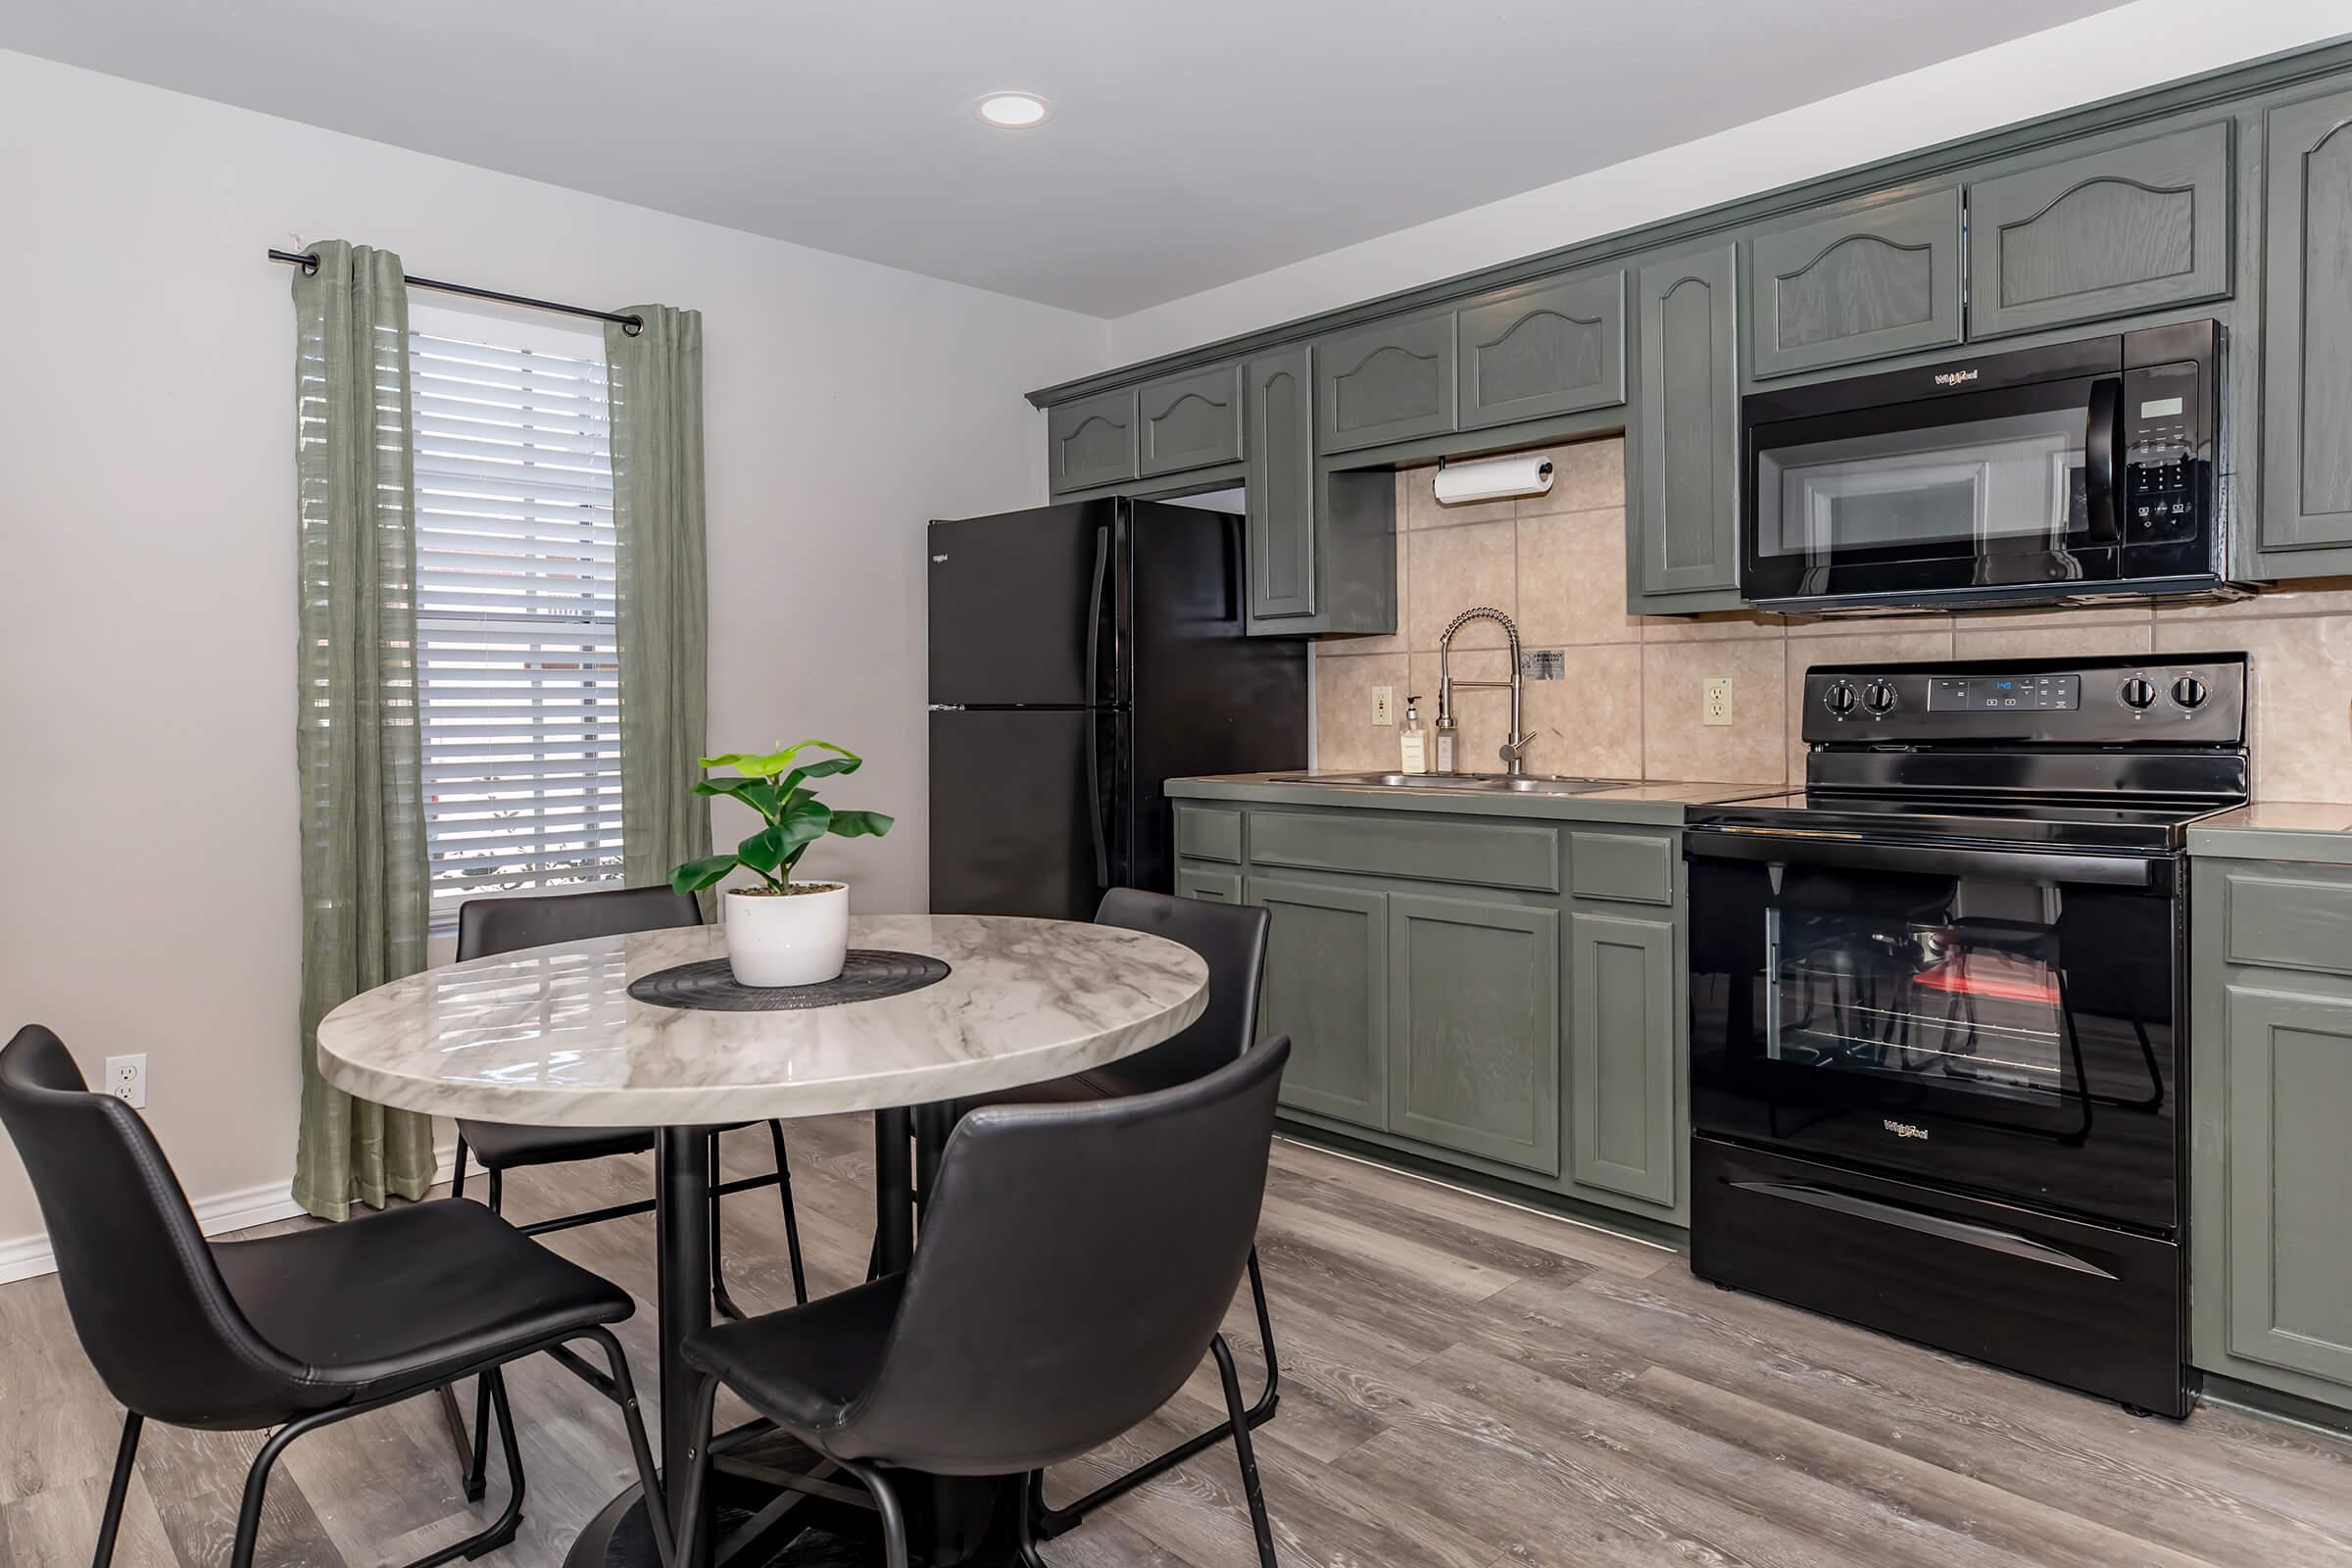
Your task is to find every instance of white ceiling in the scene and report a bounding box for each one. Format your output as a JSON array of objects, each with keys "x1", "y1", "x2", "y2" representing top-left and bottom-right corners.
[{"x1": 0, "y1": 0, "x2": 2129, "y2": 318}]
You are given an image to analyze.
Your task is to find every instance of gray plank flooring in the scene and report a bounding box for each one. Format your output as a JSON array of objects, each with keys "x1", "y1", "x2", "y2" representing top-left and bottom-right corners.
[{"x1": 3, "y1": 1117, "x2": 2347, "y2": 1566}]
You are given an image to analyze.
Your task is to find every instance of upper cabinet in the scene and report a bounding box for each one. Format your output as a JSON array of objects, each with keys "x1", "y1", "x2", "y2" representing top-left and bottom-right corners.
[
  {"x1": 1744, "y1": 187, "x2": 1964, "y2": 379},
  {"x1": 1138, "y1": 364, "x2": 1244, "y2": 478},
  {"x1": 1965, "y1": 121, "x2": 2233, "y2": 339},
  {"x1": 1456, "y1": 270, "x2": 1628, "y2": 428},
  {"x1": 1047, "y1": 387, "x2": 1137, "y2": 494},
  {"x1": 1629, "y1": 246, "x2": 1742, "y2": 612},
  {"x1": 2259, "y1": 86, "x2": 2352, "y2": 559},
  {"x1": 1315, "y1": 308, "x2": 1458, "y2": 455},
  {"x1": 1245, "y1": 347, "x2": 1317, "y2": 622}
]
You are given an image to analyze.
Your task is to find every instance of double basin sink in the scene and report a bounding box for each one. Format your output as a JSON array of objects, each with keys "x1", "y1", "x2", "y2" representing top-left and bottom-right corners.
[{"x1": 1273, "y1": 771, "x2": 1631, "y2": 796}]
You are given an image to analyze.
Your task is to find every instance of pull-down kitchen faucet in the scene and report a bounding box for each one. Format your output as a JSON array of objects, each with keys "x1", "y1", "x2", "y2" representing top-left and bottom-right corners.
[{"x1": 1435, "y1": 606, "x2": 1535, "y2": 776}]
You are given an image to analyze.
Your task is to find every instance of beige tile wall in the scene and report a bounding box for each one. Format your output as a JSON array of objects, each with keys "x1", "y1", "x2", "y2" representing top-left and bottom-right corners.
[{"x1": 1311, "y1": 435, "x2": 2352, "y2": 800}]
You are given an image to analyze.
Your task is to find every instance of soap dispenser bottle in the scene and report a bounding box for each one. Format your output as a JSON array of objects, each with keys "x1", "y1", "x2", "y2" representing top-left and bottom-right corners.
[{"x1": 1398, "y1": 695, "x2": 1430, "y2": 774}]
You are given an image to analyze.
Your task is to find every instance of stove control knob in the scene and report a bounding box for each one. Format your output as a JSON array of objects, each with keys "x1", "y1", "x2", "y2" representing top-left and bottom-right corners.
[
  {"x1": 1824, "y1": 680, "x2": 1859, "y2": 716},
  {"x1": 1862, "y1": 680, "x2": 1898, "y2": 715},
  {"x1": 2171, "y1": 674, "x2": 2209, "y2": 710},
  {"x1": 2120, "y1": 676, "x2": 2158, "y2": 710}
]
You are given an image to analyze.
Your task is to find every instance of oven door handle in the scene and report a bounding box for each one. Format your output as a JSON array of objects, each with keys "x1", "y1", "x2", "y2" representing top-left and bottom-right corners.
[
  {"x1": 1729, "y1": 1179, "x2": 2119, "y2": 1278},
  {"x1": 1685, "y1": 826, "x2": 2167, "y2": 890}
]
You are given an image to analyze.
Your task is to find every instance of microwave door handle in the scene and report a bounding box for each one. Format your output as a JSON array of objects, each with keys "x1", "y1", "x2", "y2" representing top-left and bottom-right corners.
[{"x1": 2084, "y1": 376, "x2": 2122, "y2": 542}]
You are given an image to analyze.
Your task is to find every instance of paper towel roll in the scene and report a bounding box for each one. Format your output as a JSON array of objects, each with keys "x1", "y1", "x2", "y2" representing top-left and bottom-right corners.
[{"x1": 1434, "y1": 454, "x2": 1554, "y2": 506}]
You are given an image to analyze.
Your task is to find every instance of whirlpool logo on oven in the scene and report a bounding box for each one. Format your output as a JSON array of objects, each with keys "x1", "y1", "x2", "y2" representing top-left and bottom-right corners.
[
  {"x1": 1932, "y1": 368, "x2": 1980, "y2": 387},
  {"x1": 1883, "y1": 1119, "x2": 1931, "y2": 1140}
]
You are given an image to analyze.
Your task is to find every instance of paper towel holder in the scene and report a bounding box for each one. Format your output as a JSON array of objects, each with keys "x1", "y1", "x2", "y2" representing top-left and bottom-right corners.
[{"x1": 1434, "y1": 453, "x2": 1554, "y2": 507}]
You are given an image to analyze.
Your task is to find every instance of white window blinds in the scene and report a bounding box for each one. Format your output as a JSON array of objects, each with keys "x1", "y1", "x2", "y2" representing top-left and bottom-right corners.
[{"x1": 409, "y1": 307, "x2": 622, "y2": 926}]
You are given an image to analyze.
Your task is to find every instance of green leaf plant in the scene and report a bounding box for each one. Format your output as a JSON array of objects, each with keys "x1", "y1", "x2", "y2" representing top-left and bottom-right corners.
[{"x1": 669, "y1": 740, "x2": 895, "y2": 897}]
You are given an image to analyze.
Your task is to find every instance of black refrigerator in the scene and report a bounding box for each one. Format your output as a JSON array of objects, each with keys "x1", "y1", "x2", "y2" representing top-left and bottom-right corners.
[{"x1": 928, "y1": 499, "x2": 1307, "y2": 919}]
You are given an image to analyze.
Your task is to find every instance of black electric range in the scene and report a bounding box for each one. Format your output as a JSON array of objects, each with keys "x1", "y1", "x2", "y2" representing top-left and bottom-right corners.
[{"x1": 1684, "y1": 653, "x2": 2247, "y2": 1417}]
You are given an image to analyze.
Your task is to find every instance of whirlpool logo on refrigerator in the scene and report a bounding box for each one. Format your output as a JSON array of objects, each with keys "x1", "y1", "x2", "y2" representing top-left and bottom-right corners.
[{"x1": 1883, "y1": 1119, "x2": 1931, "y2": 1140}]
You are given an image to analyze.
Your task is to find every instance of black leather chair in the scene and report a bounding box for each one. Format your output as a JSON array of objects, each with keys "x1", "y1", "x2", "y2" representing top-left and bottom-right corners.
[
  {"x1": 0, "y1": 1025, "x2": 669, "y2": 1568},
  {"x1": 442, "y1": 883, "x2": 808, "y2": 1497},
  {"x1": 675, "y1": 1037, "x2": 1294, "y2": 1568},
  {"x1": 947, "y1": 888, "x2": 1281, "y2": 1537}
]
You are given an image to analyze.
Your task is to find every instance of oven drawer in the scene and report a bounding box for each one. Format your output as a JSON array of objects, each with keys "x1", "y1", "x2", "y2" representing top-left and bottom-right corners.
[{"x1": 1692, "y1": 1138, "x2": 2188, "y2": 1414}]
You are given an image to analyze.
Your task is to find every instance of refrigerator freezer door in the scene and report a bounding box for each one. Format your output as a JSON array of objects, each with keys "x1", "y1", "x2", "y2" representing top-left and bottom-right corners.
[
  {"x1": 928, "y1": 708, "x2": 1124, "y2": 920},
  {"x1": 927, "y1": 502, "x2": 1120, "y2": 708}
]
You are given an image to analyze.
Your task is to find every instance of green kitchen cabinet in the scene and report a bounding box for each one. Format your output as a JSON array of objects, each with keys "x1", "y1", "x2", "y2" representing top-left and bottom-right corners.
[
  {"x1": 1567, "y1": 909, "x2": 1678, "y2": 1208},
  {"x1": 2190, "y1": 855, "x2": 2352, "y2": 1415},
  {"x1": 1965, "y1": 120, "x2": 2233, "y2": 340},
  {"x1": 1630, "y1": 244, "x2": 1742, "y2": 613},
  {"x1": 1455, "y1": 270, "x2": 1628, "y2": 429},
  {"x1": 1315, "y1": 308, "x2": 1458, "y2": 455},
  {"x1": 1743, "y1": 186, "x2": 1964, "y2": 380},
  {"x1": 1047, "y1": 387, "x2": 1138, "y2": 495},
  {"x1": 1248, "y1": 875, "x2": 1389, "y2": 1128},
  {"x1": 1244, "y1": 345, "x2": 1397, "y2": 636},
  {"x1": 2258, "y1": 86, "x2": 2352, "y2": 563},
  {"x1": 1387, "y1": 894, "x2": 1562, "y2": 1175},
  {"x1": 1139, "y1": 363, "x2": 1244, "y2": 478}
]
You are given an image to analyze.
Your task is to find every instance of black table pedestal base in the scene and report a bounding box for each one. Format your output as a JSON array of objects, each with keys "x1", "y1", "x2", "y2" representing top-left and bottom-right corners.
[{"x1": 563, "y1": 1469, "x2": 1033, "y2": 1568}]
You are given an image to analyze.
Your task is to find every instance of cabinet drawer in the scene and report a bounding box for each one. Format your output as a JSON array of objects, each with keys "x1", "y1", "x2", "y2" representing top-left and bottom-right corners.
[
  {"x1": 1139, "y1": 364, "x2": 1244, "y2": 477},
  {"x1": 1745, "y1": 186, "x2": 1964, "y2": 379},
  {"x1": 1048, "y1": 388, "x2": 1138, "y2": 493},
  {"x1": 1315, "y1": 309, "x2": 1458, "y2": 454},
  {"x1": 1248, "y1": 810, "x2": 1560, "y2": 893},
  {"x1": 1965, "y1": 120, "x2": 2232, "y2": 339},
  {"x1": 1174, "y1": 805, "x2": 1244, "y2": 864},
  {"x1": 2222, "y1": 864, "x2": 2352, "y2": 977},
  {"x1": 1456, "y1": 270, "x2": 1627, "y2": 428},
  {"x1": 1176, "y1": 865, "x2": 1242, "y2": 904},
  {"x1": 1568, "y1": 831, "x2": 1674, "y2": 906}
]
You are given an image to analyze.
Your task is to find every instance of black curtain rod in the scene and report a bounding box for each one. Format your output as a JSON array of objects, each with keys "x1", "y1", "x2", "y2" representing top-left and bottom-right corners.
[{"x1": 267, "y1": 249, "x2": 643, "y2": 335}]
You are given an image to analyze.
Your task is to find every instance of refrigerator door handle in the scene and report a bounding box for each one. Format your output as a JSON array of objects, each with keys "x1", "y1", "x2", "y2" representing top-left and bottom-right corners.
[
  {"x1": 1084, "y1": 523, "x2": 1109, "y2": 708},
  {"x1": 1087, "y1": 710, "x2": 1111, "y2": 888}
]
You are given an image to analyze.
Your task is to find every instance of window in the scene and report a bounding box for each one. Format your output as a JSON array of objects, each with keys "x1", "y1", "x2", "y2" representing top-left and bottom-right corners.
[{"x1": 409, "y1": 305, "x2": 622, "y2": 928}]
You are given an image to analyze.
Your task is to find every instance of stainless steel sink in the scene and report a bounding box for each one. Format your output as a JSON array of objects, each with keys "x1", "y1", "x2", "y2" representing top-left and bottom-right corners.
[{"x1": 1274, "y1": 772, "x2": 1631, "y2": 796}]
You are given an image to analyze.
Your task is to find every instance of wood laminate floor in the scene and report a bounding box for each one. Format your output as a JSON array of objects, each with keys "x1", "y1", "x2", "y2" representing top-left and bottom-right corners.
[{"x1": 4, "y1": 1118, "x2": 2349, "y2": 1567}]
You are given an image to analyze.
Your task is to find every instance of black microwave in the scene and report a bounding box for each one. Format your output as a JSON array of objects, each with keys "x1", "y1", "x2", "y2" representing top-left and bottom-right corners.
[{"x1": 1740, "y1": 320, "x2": 2226, "y2": 612}]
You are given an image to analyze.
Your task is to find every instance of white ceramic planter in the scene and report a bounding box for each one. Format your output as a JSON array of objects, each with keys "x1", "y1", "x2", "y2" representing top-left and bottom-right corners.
[{"x1": 723, "y1": 882, "x2": 850, "y2": 987}]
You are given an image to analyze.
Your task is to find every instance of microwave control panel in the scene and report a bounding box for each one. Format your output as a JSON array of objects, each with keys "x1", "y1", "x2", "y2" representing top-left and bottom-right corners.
[{"x1": 2122, "y1": 357, "x2": 2207, "y2": 547}]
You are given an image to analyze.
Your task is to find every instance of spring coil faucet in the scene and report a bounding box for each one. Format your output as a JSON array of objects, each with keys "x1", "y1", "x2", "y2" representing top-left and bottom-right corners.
[{"x1": 1435, "y1": 606, "x2": 1534, "y2": 775}]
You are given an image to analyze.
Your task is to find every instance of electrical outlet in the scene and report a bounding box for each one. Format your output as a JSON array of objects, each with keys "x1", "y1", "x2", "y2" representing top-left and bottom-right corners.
[
  {"x1": 1702, "y1": 676, "x2": 1735, "y2": 727},
  {"x1": 105, "y1": 1054, "x2": 146, "y2": 1109},
  {"x1": 1371, "y1": 685, "x2": 1395, "y2": 726}
]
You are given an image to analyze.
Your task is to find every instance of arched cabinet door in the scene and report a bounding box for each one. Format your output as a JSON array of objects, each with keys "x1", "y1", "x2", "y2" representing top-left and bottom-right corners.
[
  {"x1": 1630, "y1": 244, "x2": 1742, "y2": 613},
  {"x1": 1048, "y1": 388, "x2": 1138, "y2": 495},
  {"x1": 1456, "y1": 270, "x2": 1627, "y2": 428},
  {"x1": 1314, "y1": 308, "x2": 1458, "y2": 455},
  {"x1": 1744, "y1": 187, "x2": 1962, "y2": 380},
  {"x1": 1965, "y1": 119, "x2": 2232, "y2": 340},
  {"x1": 2261, "y1": 86, "x2": 2352, "y2": 558},
  {"x1": 1139, "y1": 364, "x2": 1244, "y2": 478}
]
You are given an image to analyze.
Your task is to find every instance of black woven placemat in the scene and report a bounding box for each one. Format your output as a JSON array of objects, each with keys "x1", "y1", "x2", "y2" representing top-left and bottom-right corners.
[{"x1": 626, "y1": 950, "x2": 950, "y2": 1011}]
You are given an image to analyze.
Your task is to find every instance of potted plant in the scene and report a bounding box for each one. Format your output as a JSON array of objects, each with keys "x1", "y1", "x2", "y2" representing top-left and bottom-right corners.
[{"x1": 670, "y1": 740, "x2": 894, "y2": 986}]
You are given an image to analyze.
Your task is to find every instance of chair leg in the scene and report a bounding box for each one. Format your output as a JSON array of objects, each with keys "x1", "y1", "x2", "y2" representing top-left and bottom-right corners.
[
  {"x1": 840, "y1": 1461, "x2": 911, "y2": 1568},
  {"x1": 450, "y1": 1137, "x2": 470, "y2": 1201},
  {"x1": 91, "y1": 1411, "x2": 141, "y2": 1568},
  {"x1": 463, "y1": 1375, "x2": 494, "y2": 1502},
  {"x1": 710, "y1": 1130, "x2": 747, "y2": 1322},
  {"x1": 766, "y1": 1119, "x2": 808, "y2": 1305},
  {"x1": 1209, "y1": 1335, "x2": 1279, "y2": 1568},
  {"x1": 579, "y1": 1326, "x2": 671, "y2": 1563},
  {"x1": 666, "y1": 1372, "x2": 725, "y2": 1568}
]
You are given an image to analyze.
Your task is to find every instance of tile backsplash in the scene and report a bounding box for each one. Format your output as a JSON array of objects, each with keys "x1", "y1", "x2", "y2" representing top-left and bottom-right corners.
[{"x1": 1311, "y1": 436, "x2": 2352, "y2": 802}]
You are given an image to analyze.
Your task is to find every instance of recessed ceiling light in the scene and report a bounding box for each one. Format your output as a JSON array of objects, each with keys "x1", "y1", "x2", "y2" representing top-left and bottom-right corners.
[{"x1": 976, "y1": 92, "x2": 1052, "y2": 128}]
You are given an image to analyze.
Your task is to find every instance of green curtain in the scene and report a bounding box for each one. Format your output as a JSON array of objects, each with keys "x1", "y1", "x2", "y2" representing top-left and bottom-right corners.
[
  {"x1": 607, "y1": 306, "x2": 712, "y2": 896},
  {"x1": 290, "y1": 240, "x2": 437, "y2": 1221}
]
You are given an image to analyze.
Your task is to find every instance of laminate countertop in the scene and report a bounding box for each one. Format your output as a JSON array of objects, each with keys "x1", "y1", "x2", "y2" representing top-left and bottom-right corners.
[
  {"x1": 1167, "y1": 773, "x2": 1776, "y2": 826},
  {"x1": 2187, "y1": 803, "x2": 2352, "y2": 866}
]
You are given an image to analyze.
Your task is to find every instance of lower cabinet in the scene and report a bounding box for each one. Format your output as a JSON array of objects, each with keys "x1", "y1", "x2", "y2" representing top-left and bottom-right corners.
[{"x1": 1182, "y1": 804, "x2": 1687, "y2": 1225}]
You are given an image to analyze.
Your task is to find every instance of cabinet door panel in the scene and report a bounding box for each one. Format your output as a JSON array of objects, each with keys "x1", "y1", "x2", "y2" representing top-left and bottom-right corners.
[
  {"x1": 1457, "y1": 271, "x2": 1627, "y2": 429},
  {"x1": 1176, "y1": 865, "x2": 1241, "y2": 904},
  {"x1": 1967, "y1": 121, "x2": 2232, "y2": 339},
  {"x1": 1631, "y1": 245, "x2": 1741, "y2": 610},
  {"x1": 1246, "y1": 347, "x2": 1317, "y2": 621},
  {"x1": 1048, "y1": 388, "x2": 1138, "y2": 494},
  {"x1": 1746, "y1": 188, "x2": 1963, "y2": 379},
  {"x1": 1568, "y1": 910, "x2": 1677, "y2": 1209},
  {"x1": 1249, "y1": 876, "x2": 1388, "y2": 1128},
  {"x1": 1315, "y1": 310, "x2": 1457, "y2": 454},
  {"x1": 1139, "y1": 364, "x2": 1244, "y2": 478},
  {"x1": 2262, "y1": 88, "x2": 2352, "y2": 555},
  {"x1": 2222, "y1": 983, "x2": 2352, "y2": 1386},
  {"x1": 1388, "y1": 894, "x2": 1560, "y2": 1174}
]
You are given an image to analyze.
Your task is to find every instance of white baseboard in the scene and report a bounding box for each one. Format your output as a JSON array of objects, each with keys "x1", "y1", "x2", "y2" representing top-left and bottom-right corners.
[{"x1": 0, "y1": 1145, "x2": 462, "y2": 1287}]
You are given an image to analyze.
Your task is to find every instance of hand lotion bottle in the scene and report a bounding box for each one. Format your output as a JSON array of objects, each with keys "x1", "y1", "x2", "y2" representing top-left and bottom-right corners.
[{"x1": 1398, "y1": 695, "x2": 1430, "y2": 774}]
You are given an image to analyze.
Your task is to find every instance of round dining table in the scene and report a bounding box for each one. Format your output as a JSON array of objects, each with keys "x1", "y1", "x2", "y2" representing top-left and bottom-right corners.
[{"x1": 317, "y1": 911, "x2": 1209, "y2": 1568}]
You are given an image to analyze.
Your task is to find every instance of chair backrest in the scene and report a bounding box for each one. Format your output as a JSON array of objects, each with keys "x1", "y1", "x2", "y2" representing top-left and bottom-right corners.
[
  {"x1": 458, "y1": 883, "x2": 701, "y2": 961},
  {"x1": 0, "y1": 1026, "x2": 307, "y2": 1428},
  {"x1": 1088, "y1": 888, "x2": 1269, "y2": 1097},
  {"x1": 835, "y1": 1035, "x2": 1291, "y2": 1474}
]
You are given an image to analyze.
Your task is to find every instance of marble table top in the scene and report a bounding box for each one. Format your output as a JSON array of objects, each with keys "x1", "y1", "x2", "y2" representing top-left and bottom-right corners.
[{"x1": 317, "y1": 914, "x2": 1208, "y2": 1127}]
